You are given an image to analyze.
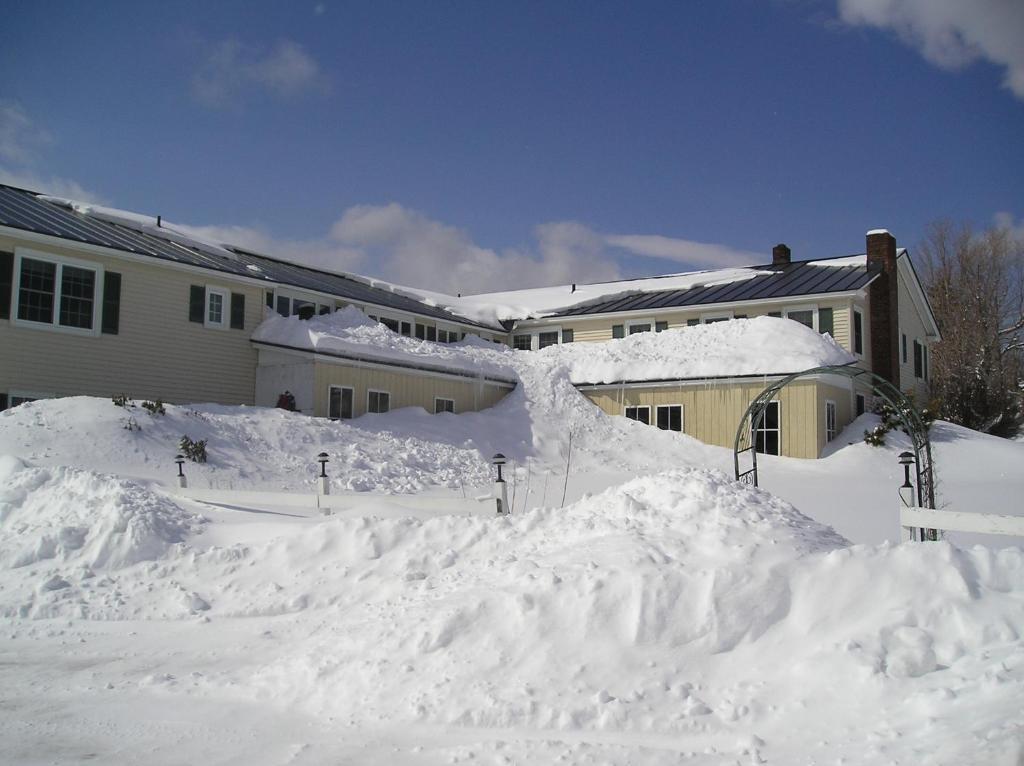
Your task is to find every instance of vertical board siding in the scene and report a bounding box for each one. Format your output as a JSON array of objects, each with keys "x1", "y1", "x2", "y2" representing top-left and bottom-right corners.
[
  {"x1": 0, "y1": 234, "x2": 261, "y2": 405},
  {"x1": 313, "y1": 362, "x2": 513, "y2": 418},
  {"x1": 581, "y1": 378, "x2": 828, "y2": 458}
]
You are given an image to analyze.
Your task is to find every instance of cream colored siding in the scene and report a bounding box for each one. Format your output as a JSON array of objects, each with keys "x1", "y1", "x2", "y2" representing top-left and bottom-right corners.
[
  {"x1": 312, "y1": 362, "x2": 512, "y2": 418},
  {"x1": 0, "y1": 234, "x2": 261, "y2": 405},
  {"x1": 580, "y1": 378, "x2": 829, "y2": 458},
  {"x1": 897, "y1": 272, "x2": 931, "y2": 403}
]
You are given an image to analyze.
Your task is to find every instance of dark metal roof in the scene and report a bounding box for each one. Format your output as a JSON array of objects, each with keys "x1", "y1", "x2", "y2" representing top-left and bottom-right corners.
[
  {"x1": 0, "y1": 184, "x2": 497, "y2": 330},
  {"x1": 547, "y1": 259, "x2": 876, "y2": 317}
]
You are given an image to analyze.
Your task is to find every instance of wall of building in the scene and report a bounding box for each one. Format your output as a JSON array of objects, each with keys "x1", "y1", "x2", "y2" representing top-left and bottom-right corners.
[
  {"x1": 251, "y1": 351, "x2": 514, "y2": 418},
  {"x1": 579, "y1": 377, "x2": 843, "y2": 459},
  {"x1": 897, "y1": 269, "x2": 932, "y2": 404},
  {"x1": 0, "y1": 233, "x2": 263, "y2": 406},
  {"x1": 523, "y1": 296, "x2": 858, "y2": 355}
]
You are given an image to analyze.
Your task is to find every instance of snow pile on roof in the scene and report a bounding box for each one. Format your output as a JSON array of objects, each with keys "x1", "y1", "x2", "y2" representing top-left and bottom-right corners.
[
  {"x1": 252, "y1": 305, "x2": 518, "y2": 380},
  {"x1": 0, "y1": 455, "x2": 202, "y2": 574},
  {"x1": 551, "y1": 316, "x2": 856, "y2": 384},
  {"x1": 807, "y1": 254, "x2": 867, "y2": 268},
  {"x1": 449, "y1": 267, "x2": 776, "y2": 323}
]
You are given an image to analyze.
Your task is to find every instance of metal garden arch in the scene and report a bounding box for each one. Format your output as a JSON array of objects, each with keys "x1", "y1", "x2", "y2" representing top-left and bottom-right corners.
[{"x1": 733, "y1": 365, "x2": 935, "y2": 509}]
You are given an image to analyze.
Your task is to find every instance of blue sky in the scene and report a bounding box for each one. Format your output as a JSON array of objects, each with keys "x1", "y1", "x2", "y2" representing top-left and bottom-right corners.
[{"x1": 1, "y1": 0, "x2": 1022, "y2": 293}]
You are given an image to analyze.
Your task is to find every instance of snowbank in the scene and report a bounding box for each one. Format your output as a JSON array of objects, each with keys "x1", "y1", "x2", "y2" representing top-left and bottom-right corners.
[
  {"x1": 551, "y1": 315, "x2": 856, "y2": 383},
  {"x1": 0, "y1": 455, "x2": 201, "y2": 571}
]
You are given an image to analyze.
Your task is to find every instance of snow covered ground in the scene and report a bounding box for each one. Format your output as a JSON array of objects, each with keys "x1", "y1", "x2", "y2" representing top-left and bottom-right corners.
[{"x1": 2, "y1": 323, "x2": 1023, "y2": 764}]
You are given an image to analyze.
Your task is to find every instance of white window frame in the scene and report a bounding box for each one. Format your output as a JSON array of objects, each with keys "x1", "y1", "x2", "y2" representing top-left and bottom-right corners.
[
  {"x1": 327, "y1": 385, "x2": 354, "y2": 420},
  {"x1": 700, "y1": 311, "x2": 734, "y2": 324},
  {"x1": 11, "y1": 249, "x2": 104, "y2": 336},
  {"x1": 852, "y1": 307, "x2": 865, "y2": 357},
  {"x1": 433, "y1": 397, "x2": 455, "y2": 414},
  {"x1": 625, "y1": 317, "x2": 656, "y2": 335},
  {"x1": 782, "y1": 304, "x2": 818, "y2": 331},
  {"x1": 825, "y1": 400, "x2": 837, "y2": 442},
  {"x1": 655, "y1": 404, "x2": 684, "y2": 432},
  {"x1": 367, "y1": 389, "x2": 391, "y2": 414},
  {"x1": 623, "y1": 405, "x2": 651, "y2": 425},
  {"x1": 753, "y1": 400, "x2": 781, "y2": 456},
  {"x1": 204, "y1": 286, "x2": 229, "y2": 329}
]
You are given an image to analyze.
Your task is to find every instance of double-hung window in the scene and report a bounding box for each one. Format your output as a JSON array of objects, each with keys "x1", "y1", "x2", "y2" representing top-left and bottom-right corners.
[
  {"x1": 15, "y1": 252, "x2": 102, "y2": 333},
  {"x1": 206, "y1": 288, "x2": 227, "y2": 328},
  {"x1": 754, "y1": 401, "x2": 780, "y2": 456}
]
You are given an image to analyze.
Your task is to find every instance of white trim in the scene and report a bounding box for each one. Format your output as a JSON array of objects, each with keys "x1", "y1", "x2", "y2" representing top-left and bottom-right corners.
[
  {"x1": 825, "y1": 399, "x2": 837, "y2": 442},
  {"x1": 327, "y1": 384, "x2": 354, "y2": 420},
  {"x1": 897, "y1": 253, "x2": 941, "y2": 341},
  {"x1": 782, "y1": 304, "x2": 818, "y2": 331},
  {"x1": 204, "y1": 286, "x2": 229, "y2": 329},
  {"x1": 754, "y1": 400, "x2": 781, "y2": 456},
  {"x1": 433, "y1": 396, "x2": 456, "y2": 414},
  {"x1": 852, "y1": 306, "x2": 865, "y2": 357},
  {"x1": 625, "y1": 317, "x2": 656, "y2": 334},
  {"x1": 10, "y1": 247, "x2": 103, "y2": 336},
  {"x1": 655, "y1": 403, "x2": 684, "y2": 432},
  {"x1": 366, "y1": 388, "x2": 391, "y2": 414}
]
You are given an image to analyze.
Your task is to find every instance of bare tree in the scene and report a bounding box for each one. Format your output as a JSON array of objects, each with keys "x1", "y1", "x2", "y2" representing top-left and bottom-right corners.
[{"x1": 919, "y1": 220, "x2": 1024, "y2": 436}]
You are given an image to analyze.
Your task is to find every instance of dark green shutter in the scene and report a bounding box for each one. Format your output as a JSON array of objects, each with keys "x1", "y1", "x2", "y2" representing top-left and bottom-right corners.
[
  {"x1": 612, "y1": 324, "x2": 624, "y2": 339},
  {"x1": 768, "y1": 311, "x2": 782, "y2": 318},
  {"x1": 0, "y1": 251, "x2": 12, "y2": 320},
  {"x1": 562, "y1": 328, "x2": 573, "y2": 343},
  {"x1": 0, "y1": 394, "x2": 8, "y2": 412},
  {"x1": 230, "y1": 293, "x2": 245, "y2": 329},
  {"x1": 686, "y1": 318, "x2": 700, "y2": 327},
  {"x1": 101, "y1": 271, "x2": 121, "y2": 334},
  {"x1": 655, "y1": 321, "x2": 668, "y2": 332},
  {"x1": 265, "y1": 291, "x2": 274, "y2": 308},
  {"x1": 818, "y1": 307, "x2": 834, "y2": 337},
  {"x1": 189, "y1": 285, "x2": 205, "y2": 323}
]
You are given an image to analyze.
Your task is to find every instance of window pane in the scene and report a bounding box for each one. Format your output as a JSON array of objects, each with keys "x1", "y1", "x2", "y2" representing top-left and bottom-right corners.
[
  {"x1": 57, "y1": 265, "x2": 96, "y2": 329},
  {"x1": 819, "y1": 307, "x2": 834, "y2": 337},
  {"x1": 703, "y1": 317, "x2": 728, "y2": 324},
  {"x1": 561, "y1": 328, "x2": 573, "y2": 343},
  {"x1": 369, "y1": 391, "x2": 390, "y2": 414},
  {"x1": 435, "y1": 398, "x2": 454, "y2": 414},
  {"x1": 400, "y1": 321, "x2": 412, "y2": 336},
  {"x1": 513, "y1": 334, "x2": 532, "y2": 350},
  {"x1": 763, "y1": 401, "x2": 779, "y2": 429},
  {"x1": 276, "y1": 296, "x2": 290, "y2": 316},
  {"x1": 625, "y1": 406, "x2": 649, "y2": 425},
  {"x1": 787, "y1": 310, "x2": 814, "y2": 329},
  {"x1": 415, "y1": 323, "x2": 426, "y2": 340},
  {"x1": 17, "y1": 258, "x2": 56, "y2": 323},
  {"x1": 612, "y1": 325, "x2": 624, "y2": 338},
  {"x1": 381, "y1": 317, "x2": 399, "y2": 332},
  {"x1": 657, "y1": 407, "x2": 669, "y2": 430},
  {"x1": 671, "y1": 406, "x2": 682, "y2": 432},
  {"x1": 686, "y1": 319, "x2": 700, "y2": 326},
  {"x1": 655, "y1": 321, "x2": 668, "y2": 332},
  {"x1": 628, "y1": 324, "x2": 651, "y2": 334},
  {"x1": 208, "y1": 292, "x2": 224, "y2": 324},
  {"x1": 538, "y1": 331, "x2": 559, "y2": 348}
]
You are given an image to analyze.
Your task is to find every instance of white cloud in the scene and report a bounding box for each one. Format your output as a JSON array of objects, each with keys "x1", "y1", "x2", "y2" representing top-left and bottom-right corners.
[
  {"x1": 605, "y1": 233, "x2": 761, "y2": 269},
  {"x1": 836, "y1": 0, "x2": 1024, "y2": 99},
  {"x1": 177, "y1": 204, "x2": 758, "y2": 295},
  {"x1": 0, "y1": 101, "x2": 104, "y2": 202},
  {"x1": 192, "y1": 39, "x2": 322, "y2": 108}
]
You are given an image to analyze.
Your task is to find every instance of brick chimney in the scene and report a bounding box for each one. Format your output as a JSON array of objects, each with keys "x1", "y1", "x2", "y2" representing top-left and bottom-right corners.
[
  {"x1": 866, "y1": 229, "x2": 900, "y2": 388},
  {"x1": 772, "y1": 243, "x2": 791, "y2": 266}
]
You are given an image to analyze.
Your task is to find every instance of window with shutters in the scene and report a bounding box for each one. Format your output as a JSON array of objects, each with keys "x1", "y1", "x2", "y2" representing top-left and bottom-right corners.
[
  {"x1": 656, "y1": 404, "x2": 683, "y2": 432},
  {"x1": 205, "y1": 287, "x2": 228, "y2": 329},
  {"x1": 624, "y1": 405, "x2": 650, "y2": 425},
  {"x1": 12, "y1": 250, "x2": 103, "y2": 334}
]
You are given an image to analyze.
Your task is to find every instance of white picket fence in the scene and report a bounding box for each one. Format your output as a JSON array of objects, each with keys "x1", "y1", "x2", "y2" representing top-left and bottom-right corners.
[
  {"x1": 900, "y1": 506, "x2": 1024, "y2": 542},
  {"x1": 175, "y1": 486, "x2": 496, "y2": 516}
]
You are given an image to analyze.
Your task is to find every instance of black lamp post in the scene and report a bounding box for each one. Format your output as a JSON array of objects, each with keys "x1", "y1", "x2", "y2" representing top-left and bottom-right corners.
[
  {"x1": 492, "y1": 453, "x2": 507, "y2": 482},
  {"x1": 317, "y1": 452, "x2": 329, "y2": 478},
  {"x1": 898, "y1": 451, "x2": 915, "y2": 489},
  {"x1": 175, "y1": 454, "x2": 185, "y2": 478}
]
